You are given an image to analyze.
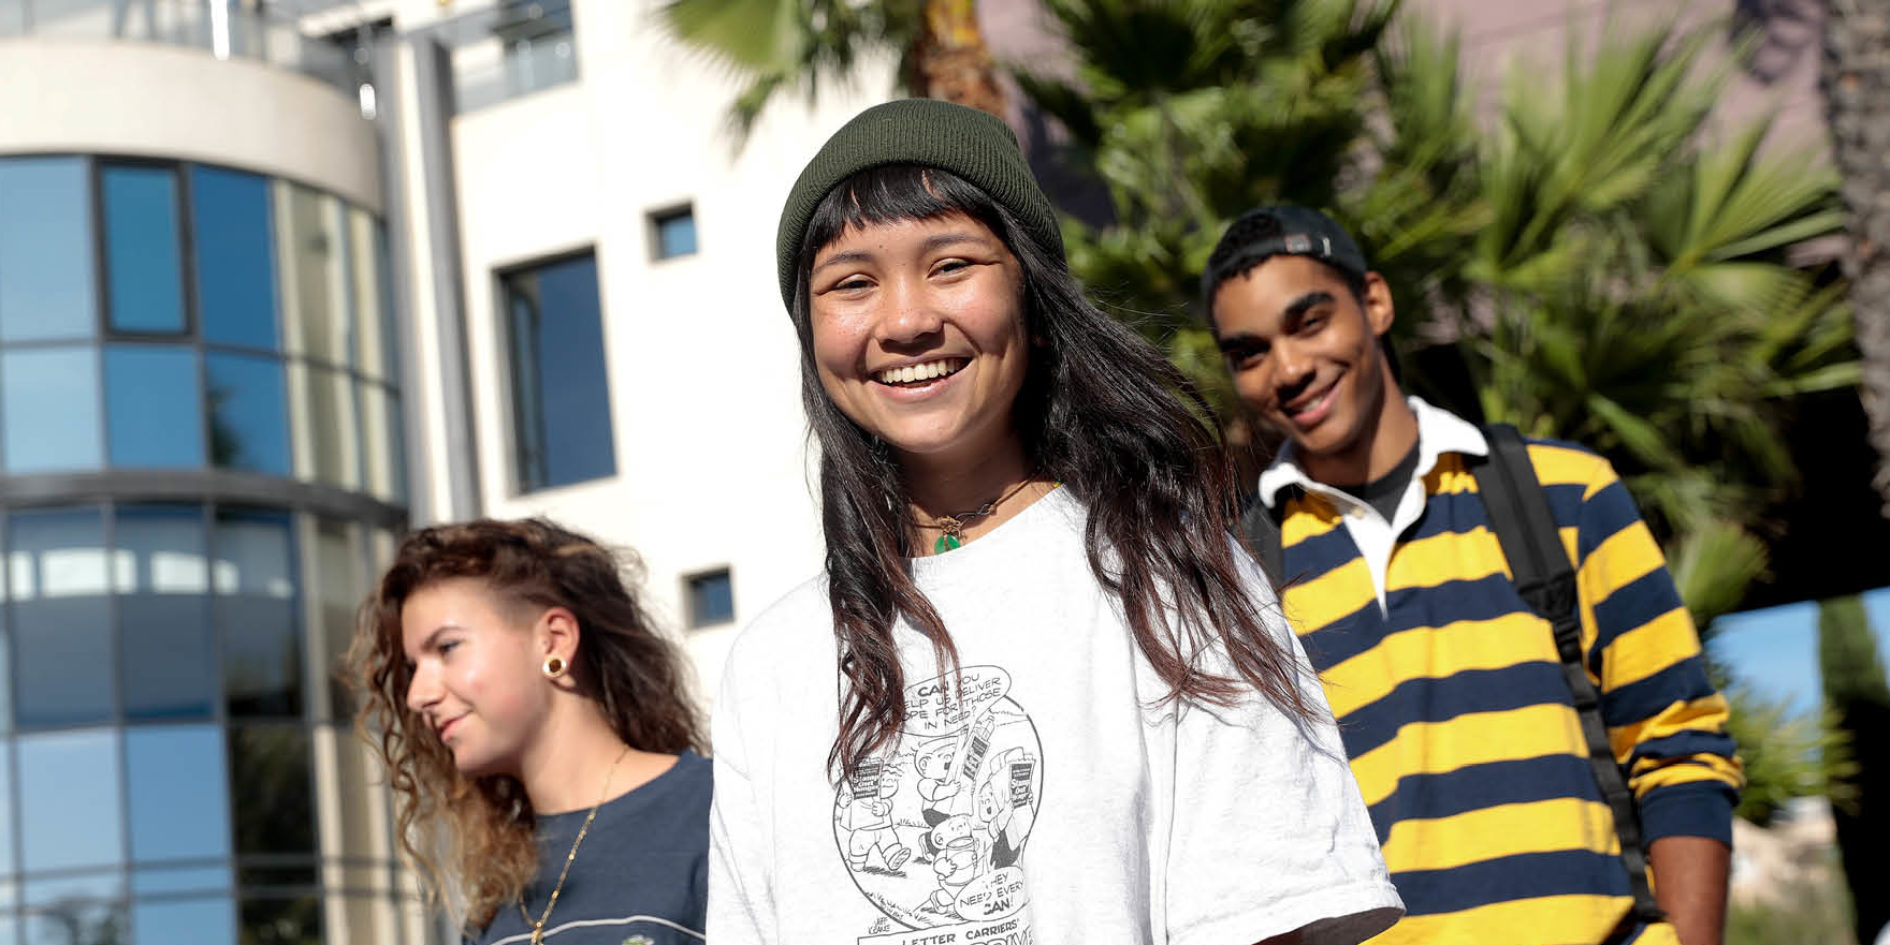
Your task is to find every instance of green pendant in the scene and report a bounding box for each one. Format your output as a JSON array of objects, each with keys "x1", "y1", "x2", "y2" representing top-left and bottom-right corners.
[{"x1": 935, "y1": 534, "x2": 962, "y2": 554}]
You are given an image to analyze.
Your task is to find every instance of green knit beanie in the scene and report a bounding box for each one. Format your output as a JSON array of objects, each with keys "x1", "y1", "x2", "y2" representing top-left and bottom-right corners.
[{"x1": 775, "y1": 98, "x2": 1065, "y2": 311}]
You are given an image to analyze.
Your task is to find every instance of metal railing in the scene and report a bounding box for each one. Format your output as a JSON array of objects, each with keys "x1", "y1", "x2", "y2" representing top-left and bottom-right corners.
[
  {"x1": 411, "y1": 0, "x2": 579, "y2": 114},
  {"x1": 0, "y1": 0, "x2": 358, "y2": 96}
]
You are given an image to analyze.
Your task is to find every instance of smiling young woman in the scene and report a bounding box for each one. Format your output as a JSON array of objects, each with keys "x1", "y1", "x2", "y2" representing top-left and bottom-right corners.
[
  {"x1": 349, "y1": 519, "x2": 709, "y2": 945},
  {"x1": 705, "y1": 99, "x2": 1404, "y2": 945}
]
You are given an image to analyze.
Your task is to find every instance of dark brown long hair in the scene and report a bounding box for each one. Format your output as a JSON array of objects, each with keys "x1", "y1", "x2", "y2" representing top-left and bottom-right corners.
[
  {"x1": 347, "y1": 518, "x2": 704, "y2": 930},
  {"x1": 790, "y1": 165, "x2": 1316, "y2": 780}
]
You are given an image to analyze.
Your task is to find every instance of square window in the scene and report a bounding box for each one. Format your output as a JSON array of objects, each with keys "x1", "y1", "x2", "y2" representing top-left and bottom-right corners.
[
  {"x1": 19, "y1": 729, "x2": 124, "y2": 871},
  {"x1": 2, "y1": 347, "x2": 103, "y2": 474},
  {"x1": 206, "y1": 352, "x2": 291, "y2": 477},
  {"x1": 686, "y1": 568, "x2": 734, "y2": 629},
  {"x1": 500, "y1": 251, "x2": 616, "y2": 493},
  {"x1": 651, "y1": 205, "x2": 697, "y2": 260},
  {"x1": 105, "y1": 344, "x2": 206, "y2": 469}
]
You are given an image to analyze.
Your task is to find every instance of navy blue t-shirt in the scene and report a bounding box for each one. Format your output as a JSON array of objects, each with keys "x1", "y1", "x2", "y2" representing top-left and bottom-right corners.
[{"x1": 473, "y1": 751, "x2": 711, "y2": 945}]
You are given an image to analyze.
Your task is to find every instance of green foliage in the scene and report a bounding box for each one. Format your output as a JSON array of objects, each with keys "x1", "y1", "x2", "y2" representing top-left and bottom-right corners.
[
  {"x1": 1019, "y1": 0, "x2": 1441, "y2": 421},
  {"x1": 1450, "y1": 18, "x2": 1853, "y2": 552},
  {"x1": 1032, "y1": 4, "x2": 1854, "y2": 615},
  {"x1": 1722, "y1": 683, "x2": 1856, "y2": 825},
  {"x1": 661, "y1": 0, "x2": 903, "y2": 141},
  {"x1": 1668, "y1": 519, "x2": 1770, "y2": 631},
  {"x1": 668, "y1": 0, "x2": 1857, "y2": 621},
  {"x1": 1022, "y1": 0, "x2": 1399, "y2": 319},
  {"x1": 1819, "y1": 595, "x2": 1890, "y2": 709},
  {"x1": 1816, "y1": 594, "x2": 1890, "y2": 944}
]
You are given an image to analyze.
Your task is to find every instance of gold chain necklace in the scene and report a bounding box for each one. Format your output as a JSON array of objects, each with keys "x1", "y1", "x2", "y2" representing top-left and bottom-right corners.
[
  {"x1": 518, "y1": 744, "x2": 633, "y2": 945},
  {"x1": 912, "y1": 476, "x2": 1040, "y2": 554}
]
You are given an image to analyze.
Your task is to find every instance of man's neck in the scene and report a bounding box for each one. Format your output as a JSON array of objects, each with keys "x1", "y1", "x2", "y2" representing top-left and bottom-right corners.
[{"x1": 1301, "y1": 384, "x2": 1420, "y2": 488}]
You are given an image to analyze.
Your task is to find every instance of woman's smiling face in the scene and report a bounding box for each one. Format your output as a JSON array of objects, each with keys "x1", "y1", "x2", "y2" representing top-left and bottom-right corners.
[{"x1": 807, "y1": 210, "x2": 1029, "y2": 466}]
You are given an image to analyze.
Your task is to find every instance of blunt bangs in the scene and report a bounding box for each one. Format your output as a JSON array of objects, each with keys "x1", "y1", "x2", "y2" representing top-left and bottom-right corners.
[{"x1": 796, "y1": 165, "x2": 1012, "y2": 293}]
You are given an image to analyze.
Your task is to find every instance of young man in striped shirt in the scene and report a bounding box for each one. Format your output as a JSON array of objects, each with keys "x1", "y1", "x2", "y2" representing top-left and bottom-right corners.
[{"x1": 1205, "y1": 206, "x2": 1740, "y2": 945}]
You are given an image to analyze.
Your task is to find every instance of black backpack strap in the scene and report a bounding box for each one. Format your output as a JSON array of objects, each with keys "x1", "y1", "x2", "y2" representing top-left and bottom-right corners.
[
  {"x1": 1471, "y1": 424, "x2": 1664, "y2": 930},
  {"x1": 1241, "y1": 490, "x2": 1288, "y2": 586}
]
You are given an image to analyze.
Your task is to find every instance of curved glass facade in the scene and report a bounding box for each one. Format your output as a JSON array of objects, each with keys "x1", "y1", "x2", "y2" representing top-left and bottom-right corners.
[
  {"x1": 0, "y1": 156, "x2": 418, "y2": 945},
  {"x1": 0, "y1": 157, "x2": 404, "y2": 498}
]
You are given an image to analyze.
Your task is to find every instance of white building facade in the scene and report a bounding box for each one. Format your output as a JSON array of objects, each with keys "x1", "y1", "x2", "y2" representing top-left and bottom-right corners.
[
  {"x1": 373, "y1": 0, "x2": 891, "y2": 705},
  {"x1": 0, "y1": 0, "x2": 890, "y2": 942}
]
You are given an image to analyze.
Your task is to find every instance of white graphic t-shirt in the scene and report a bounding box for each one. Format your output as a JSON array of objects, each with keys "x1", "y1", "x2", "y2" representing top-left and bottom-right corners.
[{"x1": 708, "y1": 487, "x2": 1402, "y2": 945}]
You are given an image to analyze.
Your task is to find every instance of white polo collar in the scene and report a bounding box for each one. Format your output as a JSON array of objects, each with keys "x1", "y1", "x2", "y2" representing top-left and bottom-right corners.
[{"x1": 1256, "y1": 396, "x2": 1488, "y2": 509}]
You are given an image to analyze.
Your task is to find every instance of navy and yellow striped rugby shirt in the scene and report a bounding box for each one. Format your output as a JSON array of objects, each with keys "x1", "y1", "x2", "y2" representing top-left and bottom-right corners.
[{"x1": 1258, "y1": 399, "x2": 1741, "y2": 945}]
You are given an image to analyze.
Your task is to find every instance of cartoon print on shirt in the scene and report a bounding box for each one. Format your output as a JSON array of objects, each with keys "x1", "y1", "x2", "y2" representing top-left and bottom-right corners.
[
  {"x1": 830, "y1": 664, "x2": 1043, "y2": 942},
  {"x1": 914, "y1": 736, "x2": 964, "y2": 826},
  {"x1": 837, "y1": 761, "x2": 913, "y2": 874}
]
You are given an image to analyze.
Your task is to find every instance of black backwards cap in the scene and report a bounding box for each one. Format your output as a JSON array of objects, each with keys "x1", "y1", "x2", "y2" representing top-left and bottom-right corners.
[
  {"x1": 1200, "y1": 205, "x2": 1369, "y2": 309},
  {"x1": 1201, "y1": 205, "x2": 1401, "y2": 379}
]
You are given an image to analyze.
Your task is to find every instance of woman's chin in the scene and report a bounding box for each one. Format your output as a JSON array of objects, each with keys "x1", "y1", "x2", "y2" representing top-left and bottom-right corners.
[{"x1": 450, "y1": 748, "x2": 509, "y2": 780}]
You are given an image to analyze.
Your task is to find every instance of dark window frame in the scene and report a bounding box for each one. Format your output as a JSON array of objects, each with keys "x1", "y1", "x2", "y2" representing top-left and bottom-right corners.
[
  {"x1": 684, "y1": 566, "x2": 735, "y2": 630},
  {"x1": 95, "y1": 157, "x2": 198, "y2": 341},
  {"x1": 648, "y1": 202, "x2": 698, "y2": 261},
  {"x1": 495, "y1": 246, "x2": 616, "y2": 495}
]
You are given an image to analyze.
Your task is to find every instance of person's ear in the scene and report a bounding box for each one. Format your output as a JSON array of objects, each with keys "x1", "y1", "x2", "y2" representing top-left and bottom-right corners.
[
  {"x1": 1362, "y1": 272, "x2": 1395, "y2": 337},
  {"x1": 536, "y1": 606, "x2": 580, "y2": 684}
]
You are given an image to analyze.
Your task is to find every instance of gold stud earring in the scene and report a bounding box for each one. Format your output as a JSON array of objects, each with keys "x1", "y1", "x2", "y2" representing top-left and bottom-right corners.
[{"x1": 542, "y1": 655, "x2": 567, "y2": 679}]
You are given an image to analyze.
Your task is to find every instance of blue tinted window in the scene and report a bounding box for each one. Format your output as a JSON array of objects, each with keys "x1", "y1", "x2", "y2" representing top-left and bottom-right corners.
[
  {"x1": 127, "y1": 726, "x2": 231, "y2": 862},
  {"x1": 228, "y1": 725, "x2": 313, "y2": 856},
  {"x1": 206, "y1": 352, "x2": 291, "y2": 476},
  {"x1": 654, "y1": 207, "x2": 697, "y2": 259},
  {"x1": 117, "y1": 505, "x2": 215, "y2": 720},
  {"x1": 503, "y1": 253, "x2": 615, "y2": 492},
  {"x1": 0, "y1": 747, "x2": 13, "y2": 878},
  {"x1": 22, "y1": 873, "x2": 124, "y2": 945},
  {"x1": 135, "y1": 898, "x2": 237, "y2": 945},
  {"x1": 102, "y1": 164, "x2": 186, "y2": 333},
  {"x1": 0, "y1": 157, "x2": 97, "y2": 342},
  {"x1": 19, "y1": 729, "x2": 124, "y2": 871},
  {"x1": 2, "y1": 347, "x2": 103, "y2": 473},
  {"x1": 215, "y1": 509, "x2": 302, "y2": 718},
  {"x1": 133, "y1": 865, "x2": 233, "y2": 896},
  {"x1": 688, "y1": 568, "x2": 734, "y2": 628},
  {"x1": 105, "y1": 345, "x2": 205, "y2": 468},
  {"x1": 9, "y1": 506, "x2": 115, "y2": 728},
  {"x1": 192, "y1": 165, "x2": 279, "y2": 350}
]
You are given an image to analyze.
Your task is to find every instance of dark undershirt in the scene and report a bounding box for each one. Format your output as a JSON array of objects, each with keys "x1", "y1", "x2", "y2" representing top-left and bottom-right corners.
[{"x1": 1333, "y1": 441, "x2": 1421, "y2": 523}]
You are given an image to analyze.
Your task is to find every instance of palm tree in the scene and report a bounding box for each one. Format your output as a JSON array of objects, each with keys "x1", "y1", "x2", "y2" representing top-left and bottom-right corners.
[
  {"x1": 1818, "y1": 595, "x2": 1890, "y2": 944},
  {"x1": 1030, "y1": 5, "x2": 1852, "y2": 610},
  {"x1": 1016, "y1": 0, "x2": 1422, "y2": 422},
  {"x1": 1823, "y1": 0, "x2": 1890, "y2": 519},
  {"x1": 661, "y1": 0, "x2": 1005, "y2": 142},
  {"x1": 1444, "y1": 18, "x2": 1857, "y2": 632}
]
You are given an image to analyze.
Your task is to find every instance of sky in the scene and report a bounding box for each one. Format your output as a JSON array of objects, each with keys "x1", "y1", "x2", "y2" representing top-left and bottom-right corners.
[{"x1": 1710, "y1": 585, "x2": 1890, "y2": 716}]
